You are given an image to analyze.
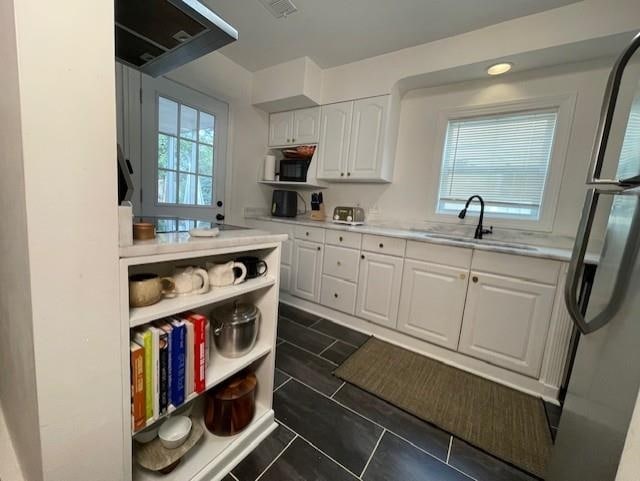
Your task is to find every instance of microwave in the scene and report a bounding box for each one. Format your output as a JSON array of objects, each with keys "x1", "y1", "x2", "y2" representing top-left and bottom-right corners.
[{"x1": 279, "y1": 159, "x2": 310, "y2": 182}]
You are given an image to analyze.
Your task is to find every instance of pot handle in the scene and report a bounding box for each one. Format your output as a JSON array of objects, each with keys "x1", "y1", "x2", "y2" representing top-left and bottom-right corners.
[{"x1": 213, "y1": 318, "x2": 224, "y2": 336}]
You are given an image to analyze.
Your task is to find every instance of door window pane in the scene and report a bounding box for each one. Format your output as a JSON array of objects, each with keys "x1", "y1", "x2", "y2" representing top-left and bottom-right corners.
[
  {"x1": 180, "y1": 105, "x2": 198, "y2": 140},
  {"x1": 158, "y1": 169, "x2": 177, "y2": 204},
  {"x1": 179, "y1": 173, "x2": 196, "y2": 205},
  {"x1": 158, "y1": 97, "x2": 178, "y2": 135},
  {"x1": 179, "y1": 140, "x2": 197, "y2": 173},
  {"x1": 198, "y1": 144, "x2": 213, "y2": 175},
  {"x1": 197, "y1": 175, "x2": 213, "y2": 206},
  {"x1": 199, "y1": 112, "x2": 215, "y2": 145},
  {"x1": 158, "y1": 134, "x2": 177, "y2": 169}
]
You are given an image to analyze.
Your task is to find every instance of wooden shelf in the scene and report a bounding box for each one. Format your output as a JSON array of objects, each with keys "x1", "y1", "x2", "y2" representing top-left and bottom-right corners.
[
  {"x1": 257, "y1": 180, "x2": 326, "y2": 190},
  {"x1": 129, "y1": 276, "x2": 276, "y2": 328},
  {"x1": 133, "y1": 405, "x2": 276, "y2": 481},
  {"x1": 132, "y1": 341, "x2": 272, "y2": 435}
]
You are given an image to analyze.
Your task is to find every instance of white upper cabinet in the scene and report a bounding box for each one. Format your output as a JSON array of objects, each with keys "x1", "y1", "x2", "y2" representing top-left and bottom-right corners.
[
  {"x1": 317, "y1": 101, "x2": 353, "y2": 180},
  {"x1": 458, "y1": 272, "x2": 555, "y2": 377},
  {"x1": 347, "y1": 96, "x2": 388, "y2": 180},
  {"x1": 268, "y1": 107, "x2": 320, "y2": 147},
  {"x1": 292, "y1": 107, "x2": 320, "y2": 144},
  {"x1": 356, "y1": 252, "x2": 403, "y2": 328},
  {"x1": 317, "y1": 95, "x2": 396, "y2": 182},
  {"x1": 397, "y1": 259, "x2": 469, "y2": 350}
]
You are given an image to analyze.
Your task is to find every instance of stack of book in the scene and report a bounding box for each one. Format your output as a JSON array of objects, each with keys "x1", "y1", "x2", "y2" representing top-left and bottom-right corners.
[{"x1": 130, "y1": 312, "x2": 210, "y2": 431}]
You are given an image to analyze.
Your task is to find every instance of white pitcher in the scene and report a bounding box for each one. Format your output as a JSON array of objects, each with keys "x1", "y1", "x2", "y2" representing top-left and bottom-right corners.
[
  {"x1": 207, "y1": 261, "x2": 247, "y2": 287},
  {"x1": 162, "y1": 266, "x2": 210, "y2": 297}
]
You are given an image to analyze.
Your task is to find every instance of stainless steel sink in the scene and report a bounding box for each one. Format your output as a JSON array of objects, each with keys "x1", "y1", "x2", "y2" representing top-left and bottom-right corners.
[{"x1": 419, "y1": 232, "x2": 538, "y2": 251}]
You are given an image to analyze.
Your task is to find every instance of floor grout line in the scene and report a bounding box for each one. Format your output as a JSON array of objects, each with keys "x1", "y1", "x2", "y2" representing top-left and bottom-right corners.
[
  {"x1": 273, "y1": 377, "x2": 292, "y2": 393},
  {"x1": 276, "y1": 376, "x2": 451, "y2": 467},
  {"x1": 279, "y1": 313, "x2": 364, "y2": 349},
  {"x1": 446, "y1": 436, "x2": 453, "y2": 464},
  {"x1": 275, "y1": 419, "x2": 362, "y2": 480},
  {"x1": 279, "y1": 339, "x2": 340, "y2": 367},
  {"x1": 318, "y1": 339, "x2": 338, "y2": 356},
  {"x1": 229, "y1": 473, "x2": 240, "y2": 481},
  {"x1": 254, "y1": 433, "x2": 299, "y2": 481},
  {"x1": 330, "y1": 381, "x2": 346, "y2": 399},
  {"x1": 359, "y1": 428, "x2": 385, "y2": 479}
]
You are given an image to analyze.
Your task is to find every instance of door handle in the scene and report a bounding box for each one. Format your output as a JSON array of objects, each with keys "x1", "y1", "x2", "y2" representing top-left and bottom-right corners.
[
  {"x1": 216, "y1": 214, "x2": 225, "y2": 221},
  {"x1": 565, "y1": 188, "x2": 640, "y2": 334},
  {"x1": 585, "y1": 32, "x2": 640, "y2": 190}
]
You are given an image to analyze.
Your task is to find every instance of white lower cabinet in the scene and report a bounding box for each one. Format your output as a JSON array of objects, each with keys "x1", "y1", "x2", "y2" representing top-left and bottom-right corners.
[
  {"x1": 356, "y1": 252, "x2": 403, "y2": 328},
  {"x1": 397, "y1": 259, "x2": 469, "y2": 350},
  {"x1": 320, "y1": 275, "x2": 357, "y2": 315},
  {"x1": 291, "y1": 240, "x2": 323, "y2": 302},
  {"x1": 458, "y1": 271, "x2": 555, "y2": 377},
  {"x1": 280, "y1": 264, "x2": 291, "y2": 293}
]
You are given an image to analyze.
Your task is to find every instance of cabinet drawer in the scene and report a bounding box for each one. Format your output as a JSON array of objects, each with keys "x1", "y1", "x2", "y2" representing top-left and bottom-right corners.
[
  {"x1": 322, "y1": 245, "x2": 360, "y2": 282},
  {"x1": 320, "y1": 275, "x2": 357, "y2": 315},
  {"x1": 471, "y1": 251, "x2": 560, "y2": 285},
  {"x1": 325, "y1": 230, "x2": 362, "y2": 249},
  {"x1": 362, "y1": 235, "x2": 406, "y2": 257},
  {"x1": 294, "y1": 225, "x2": 325, "y2": 243},
  {"x1": 406, "y1": 241, "x2": 472, "y2": 269}
]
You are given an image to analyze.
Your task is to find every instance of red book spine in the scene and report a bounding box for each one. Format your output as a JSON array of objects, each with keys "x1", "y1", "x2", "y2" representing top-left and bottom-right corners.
[{"x1": 189, "y1": 314, "x2": 206, "y2": 393}]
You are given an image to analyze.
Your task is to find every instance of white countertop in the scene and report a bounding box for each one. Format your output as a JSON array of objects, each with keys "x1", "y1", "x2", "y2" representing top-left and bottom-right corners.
[
  {"x1": 120, "y1": 229, "x2": 288, "y2": 258},
  {"x1": 246, "y1": 215, "x2": 600, "y2": 264}
]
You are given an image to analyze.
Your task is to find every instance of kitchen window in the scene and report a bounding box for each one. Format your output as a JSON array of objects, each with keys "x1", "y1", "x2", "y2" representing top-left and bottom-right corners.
[
  {"x1": 141, "y1": 77, "x2": 228, "y2": 222},
  {"x1": 432, "y1": 96, "x2": 575, "y2": 230}
]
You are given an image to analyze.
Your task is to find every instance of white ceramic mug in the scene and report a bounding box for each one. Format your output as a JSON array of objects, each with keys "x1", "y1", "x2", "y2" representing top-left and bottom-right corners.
[
  {"x1": 163, "y1": 266, "x2": 210, "y2": 297},
  {"x1": 207, "y1": 261, "x2": 247, "y2": 287}
]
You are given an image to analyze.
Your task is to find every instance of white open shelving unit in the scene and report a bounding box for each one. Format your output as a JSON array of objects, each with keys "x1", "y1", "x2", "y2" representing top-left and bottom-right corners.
[{"x1": 119, "y1": 236, "x2": 284, "y2": 481}]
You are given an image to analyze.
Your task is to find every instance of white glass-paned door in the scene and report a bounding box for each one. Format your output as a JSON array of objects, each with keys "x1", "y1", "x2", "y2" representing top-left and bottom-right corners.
[{"x1": 141, "y1": 76, "x2": 228, "y2": 222}]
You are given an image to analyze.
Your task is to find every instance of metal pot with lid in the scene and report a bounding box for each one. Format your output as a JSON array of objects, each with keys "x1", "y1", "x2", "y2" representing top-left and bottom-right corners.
[{"x1": 210, "y1": 301, "x2": 260, "y2": 358}]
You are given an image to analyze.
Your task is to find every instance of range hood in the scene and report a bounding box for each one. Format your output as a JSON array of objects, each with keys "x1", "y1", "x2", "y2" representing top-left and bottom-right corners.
[{"x1": 115, "y1": 0, "x2": 238, "y2": 77}]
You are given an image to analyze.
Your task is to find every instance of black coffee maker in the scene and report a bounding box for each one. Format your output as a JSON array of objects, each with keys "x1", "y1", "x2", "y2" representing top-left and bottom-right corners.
[{"x1": 271, "y1": 190, "x2": 297, "y2": 217}]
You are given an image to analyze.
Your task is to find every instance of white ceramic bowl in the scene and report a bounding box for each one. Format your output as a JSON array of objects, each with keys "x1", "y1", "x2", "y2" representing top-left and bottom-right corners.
[
  {"x1": 134, "y1": 425, "x2": 159, "y2": 444},
  {"x1": 158, "y1": 416, "x2": 192, "y2": 449}
]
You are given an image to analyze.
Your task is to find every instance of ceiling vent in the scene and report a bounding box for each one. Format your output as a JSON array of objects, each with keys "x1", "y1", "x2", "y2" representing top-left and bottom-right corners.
[{"x1": 259, "y1": 0, "x2": 297, "y2": 18}]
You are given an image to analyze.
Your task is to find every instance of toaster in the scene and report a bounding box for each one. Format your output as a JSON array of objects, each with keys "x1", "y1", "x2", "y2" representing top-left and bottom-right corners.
[{"x1": 332, "y1": 206, "x2": 365, "y2": 225}]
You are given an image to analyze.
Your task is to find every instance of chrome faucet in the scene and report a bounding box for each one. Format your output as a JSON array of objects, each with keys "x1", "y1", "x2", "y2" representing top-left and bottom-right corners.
[{"x1": 458, "y1": 195, "x2": 493, "y2": 240}]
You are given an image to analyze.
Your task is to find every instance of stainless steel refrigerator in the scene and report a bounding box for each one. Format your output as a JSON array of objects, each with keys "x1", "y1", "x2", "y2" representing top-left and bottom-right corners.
[{"x1": 547, "y1": 32, "x2": 640, "y2": 481}]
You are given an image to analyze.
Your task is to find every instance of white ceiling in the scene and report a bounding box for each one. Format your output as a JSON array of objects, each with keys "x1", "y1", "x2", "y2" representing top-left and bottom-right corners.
[{"x1": 204, "y1": 0, "x2": 582, "y2": 72}]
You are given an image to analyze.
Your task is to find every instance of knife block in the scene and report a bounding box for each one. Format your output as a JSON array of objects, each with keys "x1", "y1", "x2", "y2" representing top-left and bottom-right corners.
[{"x1": 310, "y1": 203, "x2": 326, "y2": 221}]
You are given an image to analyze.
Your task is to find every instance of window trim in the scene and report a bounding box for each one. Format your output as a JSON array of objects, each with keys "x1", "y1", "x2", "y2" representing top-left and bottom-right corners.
[{"x1": 427, "y1": 94, "x2": 577, "y2": 232}]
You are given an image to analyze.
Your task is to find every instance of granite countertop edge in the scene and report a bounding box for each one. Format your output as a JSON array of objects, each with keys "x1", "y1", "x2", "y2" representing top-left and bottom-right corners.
[{"x1": 246, "y1": 215, "x2": 600, "y2": 264}]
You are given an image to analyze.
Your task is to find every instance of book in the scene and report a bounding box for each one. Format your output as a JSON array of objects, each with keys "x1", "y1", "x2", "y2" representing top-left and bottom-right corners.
[
  {"x1": 149, "y1": 326, "x2": 161, "y2": 420},
  {"x1": 184, "y1": 318, "x2": 195, "y2": 397},
  {"x1": 157, "y1": 329, "x2": 169, "y2": 415},
  {"x1": 155, "y1": 321, "x2": 173, "y2": 409},
  {"x1": 188, "y1": 313, "x2": 207, "y2": 393},
  {"x1": 130, "y1": 342, "x2": 145, "y2": 431},
  {"x1": 169, "y1": 318, "x2": 186, "y2": 407},
  {"x1": 134, "y1": 329, "x2": 153, "y2": 421}
]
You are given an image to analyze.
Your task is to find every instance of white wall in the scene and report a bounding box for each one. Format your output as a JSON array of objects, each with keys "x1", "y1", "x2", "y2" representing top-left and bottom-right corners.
[
  {"x1": 0, "y1": 1, "x2": 43, "y2": 480},
  {"x1": 9, "y1": 0, "x2": 124, "y2": 479},
  {"x1": 166, "y1": 52, "x2": 271, "y2": 227},
  {"x1": 316, "y1": 60, "x2": 612, "y2": 240}
]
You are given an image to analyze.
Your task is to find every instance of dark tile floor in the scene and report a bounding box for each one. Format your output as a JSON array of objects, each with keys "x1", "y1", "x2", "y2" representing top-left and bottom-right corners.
[{"x1": 227, "y1": 304, "x2": 544, "y2": 481}]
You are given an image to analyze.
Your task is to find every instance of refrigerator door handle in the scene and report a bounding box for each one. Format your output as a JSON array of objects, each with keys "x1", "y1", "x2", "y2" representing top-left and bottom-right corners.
[
  {"x1": 586, "y1": 31, "x2": 640, "y2": 189},
  {"x1": 566, "y1": 188, "x2": 640, "y2": 334}
]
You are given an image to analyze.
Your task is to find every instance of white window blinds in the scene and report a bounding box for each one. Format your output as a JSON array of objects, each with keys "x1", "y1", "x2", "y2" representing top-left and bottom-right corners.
[{"x1": 437, "y1": 109, "x2": 558, "y2": 220}]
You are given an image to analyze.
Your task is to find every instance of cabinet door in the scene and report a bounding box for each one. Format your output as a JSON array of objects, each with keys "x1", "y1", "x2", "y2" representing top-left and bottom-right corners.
[
  {"x1": 291, "y1": 240, "x2": 323, "y2": 302},
  {"x1": 356, "y1": 252, "x2": 403, "y2": 328},
  {"x1": 347, "y1": 96, "x2": 387, "y2": 179},
  {"x1": 280, "y1": 264, "x2": 291, "y2": 293},
  {"x1": 317, "y1": 102, "x2": 352, "y2": 180},
  {"x1": 292, "y1": 107, "x2": 320, "y2": 144},
  {"x1": 458, "y1": 272, "x2": 555, "y2": 377},
  {"x1": 269, "y1": 111, "x2": 293, "y2": 146},
  {"x1": 397, "y1": 260, "x2": 469, "y2": 350}
]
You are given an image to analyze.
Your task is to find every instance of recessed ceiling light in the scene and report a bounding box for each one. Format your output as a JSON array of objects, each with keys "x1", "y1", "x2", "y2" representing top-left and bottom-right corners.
[{"x1": 487, "y1": 62, "x2": 513, "y2": 76}]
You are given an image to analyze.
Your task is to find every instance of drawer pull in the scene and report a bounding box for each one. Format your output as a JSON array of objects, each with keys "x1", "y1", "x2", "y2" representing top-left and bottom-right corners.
[
  {"x1": 459, "y1": 273, "x2": 466, "y2": 280},
  {"x1": 347, "y1": 172, "x2": 351, "y2": 176},
  {"x1": 472, "y1": 276, "x2": 479, "y2": 283},
  {"x1": 317, "y1": 246, "x2": 321, "y2": 251},
  {"x1": 337, "y1": 261, "x2": 342, "y2": 266},
  {"x1": 334, "y1": 293, "x2": 339, "y2": 298},
  {"x1": 306, "y1": 232, "x2": 310, "y2": 236},
  {"x1": 361, "y1": 255, "x2": 365, "y2": 260},
  {"x1": 339, "y1": 236, "x2": 343, "y2": 242},
  {"x1": 379, "y1": 243, "x2": 384, "y2": 248},
  {"x1": 340, "y1": 173, "x2": 345, "y2": 177}
]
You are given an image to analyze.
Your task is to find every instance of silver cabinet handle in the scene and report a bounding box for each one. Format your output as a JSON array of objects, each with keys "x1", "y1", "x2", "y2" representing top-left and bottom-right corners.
[
  {"x1": 565, "y1": 188, "x2": 640, "y2": 334},
  {"x1": 586, "y1": 32, "x2": 640, "y2": 189}
]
